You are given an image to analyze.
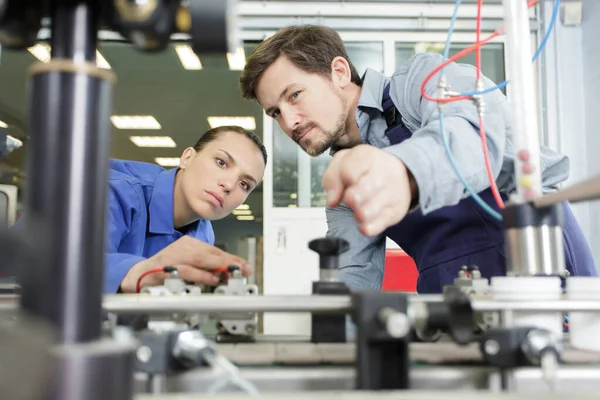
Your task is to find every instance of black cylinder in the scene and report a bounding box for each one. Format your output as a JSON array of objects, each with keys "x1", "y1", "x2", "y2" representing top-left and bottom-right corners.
[
  {"x1": 50, "y1": 1, "x2": 98, "y2": 62},
  {"x1": 19, "y1": 1, "x2": 113, "y2": 344}
]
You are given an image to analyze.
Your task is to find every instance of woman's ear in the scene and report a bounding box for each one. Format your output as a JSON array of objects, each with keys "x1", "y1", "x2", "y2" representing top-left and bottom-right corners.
[{"x1": 179, "y1": 147, "x2": 196, "y2": 170}]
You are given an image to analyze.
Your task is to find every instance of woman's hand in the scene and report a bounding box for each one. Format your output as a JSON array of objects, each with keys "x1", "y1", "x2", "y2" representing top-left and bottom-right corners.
[{"x1": 120, "y1": 236, "x2": 251, "y2": 293}]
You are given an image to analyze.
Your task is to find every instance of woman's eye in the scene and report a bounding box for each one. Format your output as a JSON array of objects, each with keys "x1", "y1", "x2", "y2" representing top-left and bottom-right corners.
[
  {"x1": 217, "y1": 158, "x2": 227, "y2": 167},
  {"x1": 291, "y1": 91, "x2": 300, "y2": 100},
  {"x1": 241, "y1": 181, "x2": 250, "y2": 191}
]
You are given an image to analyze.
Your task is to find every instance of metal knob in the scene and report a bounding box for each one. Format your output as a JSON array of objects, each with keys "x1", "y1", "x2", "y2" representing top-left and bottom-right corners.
[{"x1": 308, "y1": 237, "x2": 350, "y2": 271}]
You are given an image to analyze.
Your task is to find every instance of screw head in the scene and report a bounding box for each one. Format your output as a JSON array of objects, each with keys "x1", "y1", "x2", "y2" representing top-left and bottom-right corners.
[{"x1": 136, "y1": 345, "x2": 152, "y2": 363}]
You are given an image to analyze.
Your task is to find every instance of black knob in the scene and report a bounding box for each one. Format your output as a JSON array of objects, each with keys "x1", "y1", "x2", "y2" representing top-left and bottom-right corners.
[{"x1": 308, "y1": 237, "x2": 350, "y2": 270}]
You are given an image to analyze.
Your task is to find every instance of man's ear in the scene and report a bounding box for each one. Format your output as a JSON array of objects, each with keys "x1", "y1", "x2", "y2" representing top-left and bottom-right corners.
[
  {"x1": 331, "y1": 56, "x2": 352, "y2": 88},
  {"x1": 179, "y1": 147, "x2": 196, "y2": 170}
]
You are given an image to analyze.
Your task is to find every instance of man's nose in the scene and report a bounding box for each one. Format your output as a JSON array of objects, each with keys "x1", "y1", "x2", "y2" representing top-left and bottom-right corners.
[{"x1": 280, "y1": 108, "x2": 301, "y2": 135}]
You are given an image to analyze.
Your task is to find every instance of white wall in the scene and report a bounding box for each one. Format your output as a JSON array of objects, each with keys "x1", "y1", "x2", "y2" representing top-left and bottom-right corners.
[
  {"x1": 538, "y1": 0, "x2": 599, "y2": 268},
  {"x1": 211, "y1": 218, "x2": 262, "y2": 255},
  {"x1": 582, "y1": 0, "x2": 600, "y2": 268}
]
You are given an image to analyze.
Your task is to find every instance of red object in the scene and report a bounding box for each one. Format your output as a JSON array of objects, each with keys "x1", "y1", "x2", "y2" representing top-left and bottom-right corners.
[{"x1": 382, "y1": 249, "x2": 418, "y2": 292}]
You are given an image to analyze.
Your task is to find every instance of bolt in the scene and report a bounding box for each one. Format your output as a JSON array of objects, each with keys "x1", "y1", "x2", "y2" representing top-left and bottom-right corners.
[
  {"x1": 137, "y1": 345, "x2": 152, "y2": 363},
  {"x1": 378, "y1": 307, "x2": 410, "y2": 338},
  {"x1": 245, "y1": 324, "x2": 255, "y2": 334},
  {"x1": 484, "y1": 339, "x2": 500, "y2": 356}
]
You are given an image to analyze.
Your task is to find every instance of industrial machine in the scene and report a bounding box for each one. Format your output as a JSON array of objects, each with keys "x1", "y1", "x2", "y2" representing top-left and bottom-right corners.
[{"x1": 1, "y1": 0, "x2": 600, "y2": 400}]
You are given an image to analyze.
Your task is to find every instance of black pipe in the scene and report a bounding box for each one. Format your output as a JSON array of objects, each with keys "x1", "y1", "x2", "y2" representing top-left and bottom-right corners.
[
  {"x1": 50, "y1": 1, "x2": 98, "y2": 62},
  {"x1": 19, "y1": 0, "x2": 112, "y2": 344}
]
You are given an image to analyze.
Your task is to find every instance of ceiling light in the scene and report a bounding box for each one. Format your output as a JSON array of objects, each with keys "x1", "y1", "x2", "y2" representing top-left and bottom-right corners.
[
  {"x1": 236, "y1": 204, "x2": 250, "y2": 210},
  {"x1": 155, "y1": 157, "x2": 180, "y2": 167},
  {"x1": 130, "y1": 136, "x2": 176, "y2": 148},
  {"x1": 111, "y1": 115, "x2": 162, "y2": 130},
  {"x1": 236, "y1": 215, "x2": 255, "y2": 221},
  {"x1": 28, "y1": 44, "x2": 51, "y2": 63},
  {"x1": 233, "y1": 210, "x2": 252, "y2": 216},
  {"x1": 0, "y1": 120, "x2": 7, "y2": 128},
  {"x1": 175, "y1": 45, "x2": 203, "y2": 70},
  {"x1": 227, "y1": 46, "x2": 246, "y2": 70},
  {"x1": 96, "y1": 50, "x2": 111, "y2": 69},
  {"x1": 27, "y1": 44, "x2": 111, "y2": 69},
  {"x1": 207, "y1": 116, "x2": 256, "y2": 130}
]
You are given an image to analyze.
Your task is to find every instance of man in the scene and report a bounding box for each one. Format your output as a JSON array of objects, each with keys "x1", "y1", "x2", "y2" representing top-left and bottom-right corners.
[{"x1": 239, "y1": 25, "x2": 597, "y2": 293}]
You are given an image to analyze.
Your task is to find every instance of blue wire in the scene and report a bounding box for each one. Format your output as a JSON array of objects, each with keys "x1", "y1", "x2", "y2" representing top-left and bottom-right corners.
[
  {"x1": 438, "y1": 0, "x2": 502, "y2": 221},
  {"x1": 457, "y1": 0, "x2": 561, "y2": 97},
  {"x1": 438, "y1": 113, "x2": 503, "y2": 221}
]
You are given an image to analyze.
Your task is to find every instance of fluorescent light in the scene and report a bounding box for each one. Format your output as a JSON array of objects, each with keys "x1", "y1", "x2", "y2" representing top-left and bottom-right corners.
[
  {"x1": 111, "y1": 116, "x2": 162, "y2": 130},
  {"x1": 236, "y1": 215, "x2": 255, "y2": 221},
  {"x1": 28, "y1": 44, "x2": 51, "y2": 63},
  {"x1": 233, "y1": 210, "x2": 252, "y2": 216},
  {"x1": 0, "y1": 120, "x2": 7, "y2": 128},
  {"x1": 27, "y1": 44, "x2": 111, "y2": 69},
  {"x1": 155, "y1": 157, "x2": 180, "y2": 167},
  {"x1": 227, "y1": 46, "x2": 246, "y2": 70},
  {"x1": 130, "y1": 136, "x2": 176, "y2": 148},
  {"x1": 175, "y1": 45, "x2": 203, "y2": 70},
  {"x1": 207, "y1": 116, "x2": 256, "y2": 130},
  {"x1": 236, "y1": 204, "x2": 250, "y2": 210},
  {"x1": 96, "y1": 50, "x2": 111, "y2": 69}
]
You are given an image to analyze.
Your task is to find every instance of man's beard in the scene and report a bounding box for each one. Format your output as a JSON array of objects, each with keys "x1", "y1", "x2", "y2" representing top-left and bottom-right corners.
[{"x1": 292, "y1": 112, "x2": 348, "y2": 157}]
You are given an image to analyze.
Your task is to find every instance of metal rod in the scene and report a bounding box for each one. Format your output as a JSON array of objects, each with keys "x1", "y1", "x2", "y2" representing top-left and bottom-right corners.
[
  {"x1": 19, "y1": 0, "x2": 112, "y2": 344},
  {"x1": 471, "y1": 299, "x2": 600, "y2": 312},
  {"x1": 502, "y1": 0, "x2": 543, "y2": 202},
  {"x1": 50, "y1": 1, "x2": 98, "y2": 62},
  {"x1": 103, "y1": 295, "x2": 354, "y2": 314}
]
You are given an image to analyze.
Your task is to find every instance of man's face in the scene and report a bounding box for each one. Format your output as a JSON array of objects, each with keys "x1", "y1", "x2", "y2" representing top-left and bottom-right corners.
[{"x1": 255, "y1": 56, "x2": 349, "y2": 157}]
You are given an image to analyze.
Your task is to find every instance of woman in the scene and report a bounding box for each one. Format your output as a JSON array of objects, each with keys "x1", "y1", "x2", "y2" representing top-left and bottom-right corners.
[{"x1": 106, "y1": 125, "x2": 267, "y2": 293}]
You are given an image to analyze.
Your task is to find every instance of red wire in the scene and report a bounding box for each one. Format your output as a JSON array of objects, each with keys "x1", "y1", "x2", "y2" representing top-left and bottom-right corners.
[
  {"x1": 479, "y1": 115, "x2": 505, "y2": 209},
  {"x1": 420, "y1": 0, "x2": 539, "y2": 210},
  {"x1": 136, "y1": 267, "x2": 166, "y2": 293}
]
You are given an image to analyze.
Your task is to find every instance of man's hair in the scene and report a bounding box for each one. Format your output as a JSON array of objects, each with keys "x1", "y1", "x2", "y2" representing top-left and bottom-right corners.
[
  {"x1": 240, "y1": 25, "x2": 362, "y2": 100},
  {"x1": 193, "y1": 125, "x2": 268, "y2": 165}
]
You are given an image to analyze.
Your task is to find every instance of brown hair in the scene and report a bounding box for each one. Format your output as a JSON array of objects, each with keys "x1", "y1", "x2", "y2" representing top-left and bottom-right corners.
[
  {"x1": 240, "y1": 25, "x2": 362, "y2": 100},
  {"x1": 193, "y1": 125, "x2": 267, "y2": 165}
]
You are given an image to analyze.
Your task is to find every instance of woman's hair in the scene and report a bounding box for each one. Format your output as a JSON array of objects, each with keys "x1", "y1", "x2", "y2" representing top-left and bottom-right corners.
[{"x1": 193, "y1": 125, "x2": 267, "y2": 165}]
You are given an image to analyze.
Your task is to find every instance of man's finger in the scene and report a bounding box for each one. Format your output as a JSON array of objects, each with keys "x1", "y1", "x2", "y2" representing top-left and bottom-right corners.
[
  {"x1": 359, "y1": 206, "x2": 399, "y2": 237},
  {"x1": 342, "y1": 172, "x2": 383, "y2": 212},
  {"x1": 352, "y1": 189, "x2": 388, "y2": 225}
]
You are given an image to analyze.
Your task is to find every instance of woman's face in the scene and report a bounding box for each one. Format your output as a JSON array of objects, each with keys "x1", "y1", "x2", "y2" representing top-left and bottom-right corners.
[{"x1": 179, "y1": 132, "x2": 266, "y2": 220}]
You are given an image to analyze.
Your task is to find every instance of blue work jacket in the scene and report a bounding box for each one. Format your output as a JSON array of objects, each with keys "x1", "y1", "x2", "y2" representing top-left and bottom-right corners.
[{"x1": 105, "y1": 160, "x2": 214, "y2": 293}]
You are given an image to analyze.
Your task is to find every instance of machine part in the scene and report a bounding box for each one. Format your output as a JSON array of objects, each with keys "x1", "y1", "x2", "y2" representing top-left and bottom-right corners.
[
  {"x1": 136, "y1": 329, "x2": 191, "y2": 375},
  {"x1": 308, "y1": 237, "x2": 350, "y2": 282},
  {"x1": 49, "y1": 338, "x2": 137, "y2": 400},
  {"x1": 0, "y1": 128, "x2": 23, "y2": 158},
  {"x1": 188, "y1": 0, "x2": 239, "y2": 54},
  {"x1": 452, "y1": 265, "x2": 490, "y2": 296},
  {"x1": 213, "y1": 266, "x2": 259, "y2": 340},
  {"x1": 0, "y1": 0, "x2": 42, "y2": 49},
  {"x1": 491, "y1": 277, "x2": 563, "y2": 337},
  {"x1": 18, "y1": 0, "x2": 115, "y2": 344},
  {"x1": 566, "y1": 277, "x2": 600, "y2": 352},
  {"x1": 311, "y1": 281, "x2": 350, "y2": 343},
  {"x1": 351, "y1": 292, "x2": 410, "y2": 390},
  {"x1": 443, "y1": 286, "x2": 477, "y2": 345},
  {"x1": 520, "y1": 328, "x2": 562, "y2": 366},
  {"x1": 0, "y1": 311, "x2": 56, "y2": 400},
  {"x1": 503, "y1": 202, "x2": 566, "y2": 277},
  {"x1": 480, "y1": 327, "x2": 532, "y2": 368},
  {"x1": 309, "y1": 237, "x2": 351, "y2": 343},
  {"x1": 172, "y1": 330, "x2": 217, "y2": 369},
  {"x1": 112, "y1": 0, "x2": 180, "y2": 52},
  {"x1": 502, "y1": 0, "x2": 543, "y2": 202}
]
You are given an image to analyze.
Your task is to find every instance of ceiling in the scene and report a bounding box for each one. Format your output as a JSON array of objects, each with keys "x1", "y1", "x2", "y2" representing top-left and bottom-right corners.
[{"x1": 0, "y1": 40, "x2": 265, "y2": 220}]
